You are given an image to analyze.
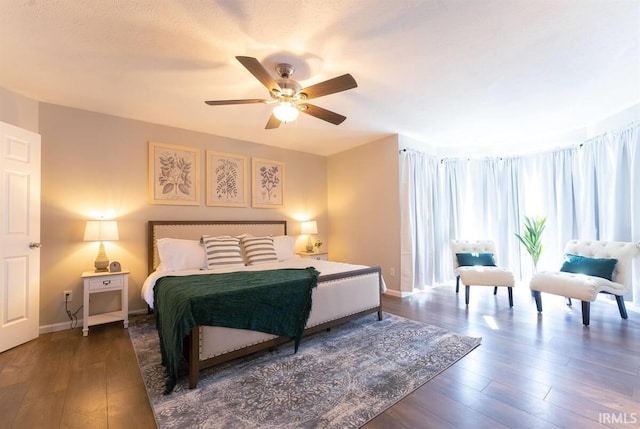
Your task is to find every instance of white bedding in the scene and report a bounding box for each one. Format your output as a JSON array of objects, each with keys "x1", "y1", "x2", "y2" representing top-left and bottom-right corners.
[{"x1": 142, "y1": 256, "x2": 386, "y2": 308}]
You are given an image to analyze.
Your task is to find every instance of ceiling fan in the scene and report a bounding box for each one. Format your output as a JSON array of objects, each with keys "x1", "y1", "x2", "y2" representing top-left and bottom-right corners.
[{"x1": 205, "y1": 56, "x2": 357, "y2": 129}]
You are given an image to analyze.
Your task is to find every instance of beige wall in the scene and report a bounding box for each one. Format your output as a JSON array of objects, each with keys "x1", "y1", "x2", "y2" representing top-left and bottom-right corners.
[
  {"x1": 0, "y1": 86, "x2": 39, "y2": 133},
  {"x1": 327, "y1": 135, "x2": 401, "y2": 292},
  {"x1": 34, "y1": 103, "x2": 328, "y2": 328}
]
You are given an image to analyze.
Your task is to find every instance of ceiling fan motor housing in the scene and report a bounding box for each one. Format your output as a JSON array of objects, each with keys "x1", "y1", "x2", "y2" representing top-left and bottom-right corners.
[{"x1": 274, "y1": 64, "x2": 301, "y2": 97}]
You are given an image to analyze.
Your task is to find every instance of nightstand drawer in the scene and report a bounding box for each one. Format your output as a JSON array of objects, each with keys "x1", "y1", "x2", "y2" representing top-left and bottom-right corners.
[{"x1": 87, "y1": 275, "x2": 124, "y2": 291}]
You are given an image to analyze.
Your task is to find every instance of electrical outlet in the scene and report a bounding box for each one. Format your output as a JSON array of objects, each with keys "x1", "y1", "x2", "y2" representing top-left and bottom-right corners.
[
  {"x1": 64, "y1": 290, "x2": 72, "y2": 302},
  {"x1": 389, "y1": 267, "x2": 395, "y2": 277}
]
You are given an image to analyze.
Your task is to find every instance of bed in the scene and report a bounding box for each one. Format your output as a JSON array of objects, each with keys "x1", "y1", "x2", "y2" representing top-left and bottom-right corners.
[{"x1": 142, "y1": 220, "x2": 384, "y2": 390}]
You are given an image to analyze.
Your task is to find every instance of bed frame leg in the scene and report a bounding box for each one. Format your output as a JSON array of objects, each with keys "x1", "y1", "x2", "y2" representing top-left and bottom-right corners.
[{"x1": 188, "y1": 326, "x2": 200, "y2": 389}]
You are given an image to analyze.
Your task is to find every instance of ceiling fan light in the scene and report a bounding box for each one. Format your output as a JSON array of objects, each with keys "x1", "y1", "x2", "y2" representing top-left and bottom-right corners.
[{"x1": 273, "y1": 101, "x2": 299, "y2": 123}]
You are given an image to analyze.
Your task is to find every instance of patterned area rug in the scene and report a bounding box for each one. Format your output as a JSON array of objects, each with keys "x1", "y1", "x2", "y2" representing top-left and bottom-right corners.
[{"x1": 129, "y1": 313, "x2": 481, "y2": 428}]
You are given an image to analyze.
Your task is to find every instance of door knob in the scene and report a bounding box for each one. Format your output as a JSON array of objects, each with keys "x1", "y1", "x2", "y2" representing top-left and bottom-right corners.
[{"x1": 29, "y1": 242, "x2": 41, "y2": 249}]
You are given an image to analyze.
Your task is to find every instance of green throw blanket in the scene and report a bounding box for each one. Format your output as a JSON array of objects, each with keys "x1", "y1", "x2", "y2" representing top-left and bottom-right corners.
[{"x1": 153, "y1": 268, "x2": 319, "y2": 393}]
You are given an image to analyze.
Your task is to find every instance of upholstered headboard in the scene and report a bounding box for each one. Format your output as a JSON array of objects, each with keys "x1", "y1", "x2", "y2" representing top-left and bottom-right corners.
[
  {"x1": 147, "y1": 220, "x2": 287, "y2": 274},
  {"x1": 563, "y1": 240, "x2": 640, "y2": 287}
]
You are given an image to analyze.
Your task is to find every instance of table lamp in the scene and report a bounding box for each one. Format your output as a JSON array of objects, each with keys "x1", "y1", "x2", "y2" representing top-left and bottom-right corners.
[
  {"x1": 84, "y1": 220, "x2": 119, "y2": 272},
  {"x1": 300, "y1": 220, "x2": 318, "y2": 252}
]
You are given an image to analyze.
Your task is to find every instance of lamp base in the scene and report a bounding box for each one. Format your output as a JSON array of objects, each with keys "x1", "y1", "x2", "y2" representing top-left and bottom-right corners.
[
  {"x1": 306, "y1": 236, "x2": 314, "y2": 253},
  {"x1": 94, "y1": 242, "x2": 110, "y2": 272}
]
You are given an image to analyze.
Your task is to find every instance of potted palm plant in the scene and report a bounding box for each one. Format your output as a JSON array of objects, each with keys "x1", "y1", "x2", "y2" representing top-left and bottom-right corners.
[{"x1": 515, "y1": 215, "x2": 547, "y2": 272}]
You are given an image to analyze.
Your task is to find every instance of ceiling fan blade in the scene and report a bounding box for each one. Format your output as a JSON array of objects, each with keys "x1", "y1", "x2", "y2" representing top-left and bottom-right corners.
[
  {"x1": 298, "y1": 74, "x2": 357, "y2": 100},
  {"x1": 265, "y1": 113, "x2": 281, "y2": 129},
  {"x1": 205, "y1": 99, "x2": 267, "y2": 105},
  {"x1": 236, "y1": 56, "x2": 282, "y2": 94},
  {"x1": 300, "y1": 104, "x2": 347, "y2": 125}
]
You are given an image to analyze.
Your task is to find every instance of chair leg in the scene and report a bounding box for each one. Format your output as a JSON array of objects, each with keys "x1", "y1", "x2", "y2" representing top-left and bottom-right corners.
[
  {"x1": 507, "y1": 287, "x2": 513, "y2": 307},
  {"x1": 456, "y1": 276, "x2": 460, "y2": 293},
  {"x1": 493, "y1": 286, "x2": 497, "y2": 295},
  {"x1": 581, "y1": 301, "x2": 590, "y2": 326},
  {"x1": 615, "y1": 295, "x2": 628, "y2": 319},
  {"x1": 533, "y1": 290, "x2": 542, "y2": 312},
  {"x1": 465, "y1": 285, "x2": 470, "y2": 305}
]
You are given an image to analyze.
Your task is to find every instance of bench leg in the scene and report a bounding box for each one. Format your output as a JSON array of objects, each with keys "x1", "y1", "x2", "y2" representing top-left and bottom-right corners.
[
  {"x1": 566, "y1": 297, "x2": 572, "y2": 307},
  {"x1": 581, "y1": 301, "x2": 590, "y2": 326},
  {"x1": 465, "y1": 285, "x2": 470, "y2": 305},
  {"x1": 493, "y1": 286, "x2": 498, "y2": 295},
  {"x1": 533, "y1": 290, "x2": 542, "y2": 312},
  {"x1": 456, "y1": 276, "x2": 460, "y2": 293},
  {"x1": 615, "y1": 295, "x2": 628, "y2": 319},
  {"x1": 508, "y1": 287, "x2": 513, "y2": 307}
]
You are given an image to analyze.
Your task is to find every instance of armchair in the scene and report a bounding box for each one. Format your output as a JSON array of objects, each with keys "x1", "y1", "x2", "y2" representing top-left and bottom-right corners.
[
  {"x1": 529, "y1": 240, "x2": 640, "y2": 326},
  {"x1": 451, "y1": 240, "x2": 515, "y2": 306}
]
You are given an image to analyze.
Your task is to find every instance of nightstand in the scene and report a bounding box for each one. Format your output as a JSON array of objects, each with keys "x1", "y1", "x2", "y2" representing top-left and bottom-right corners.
[
  {"x1": 81, "y1": 270, "x2": 129, "y2": 336},
  {"x1": 297, "y1": 252, "x2": 328, "y2": 261}
]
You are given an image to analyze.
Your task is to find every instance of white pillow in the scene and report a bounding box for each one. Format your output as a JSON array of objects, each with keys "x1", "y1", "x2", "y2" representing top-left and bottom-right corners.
[
  {"x1": 156, "y1": 238, "x2": 206, "y2": 272},
  {"x1": 242, "y1": 236, "x2": 278, "y2": 265},
  {"x1": 273, "y1": 235, "x2": 295, "y2": 261},
  {"x1": 201, "y1": 235, "x2": 245, "y2": 268}
]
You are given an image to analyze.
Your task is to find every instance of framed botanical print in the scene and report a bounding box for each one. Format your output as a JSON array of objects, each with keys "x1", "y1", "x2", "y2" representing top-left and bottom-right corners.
[
  {"x1": 206, "y1": 151, "x2": 248, "y2": 207},
  {"x1": 252, "y1": 157, "x2": 285, "y2": 208},
  {"x1": 148, "y1": 141, "x2": 200, "y2": 205}
]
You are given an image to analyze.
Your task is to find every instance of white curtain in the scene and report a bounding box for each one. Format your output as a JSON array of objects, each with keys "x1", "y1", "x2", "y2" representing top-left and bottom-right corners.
[
  {"x1": 399, "y1": 153, "x2": 524, "y2": 287},
  {"x1": 399, "y1": 150, "x2": 438, "y2": 291},
  {"x1": 400, "y1": 121, "x2": 640, "y2": 305}
]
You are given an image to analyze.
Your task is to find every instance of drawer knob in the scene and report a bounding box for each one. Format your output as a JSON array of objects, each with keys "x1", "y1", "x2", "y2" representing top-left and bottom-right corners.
[{"x1": 103, "y1": 280, "x2": 111, "y2": 285}]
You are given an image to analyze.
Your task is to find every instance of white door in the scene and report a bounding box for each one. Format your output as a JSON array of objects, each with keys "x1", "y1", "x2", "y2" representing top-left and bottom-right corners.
[{"x1": 0, "y1": 121, "x2": 41, "y2": 352}]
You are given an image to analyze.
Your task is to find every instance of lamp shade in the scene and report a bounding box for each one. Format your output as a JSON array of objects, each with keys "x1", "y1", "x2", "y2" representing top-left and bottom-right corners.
[
  {"x1": 84, "y1": 220, "x2": 119, "y2": 242},
  {"x1": 300, "y1": 220, "x2": 318, "y2": 235}
]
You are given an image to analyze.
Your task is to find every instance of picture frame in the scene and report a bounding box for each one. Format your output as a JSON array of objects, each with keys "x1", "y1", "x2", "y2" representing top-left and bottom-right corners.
[
  {"x1": 252, "y1": 157, "x2": 285, "y2": 208},
  {"x1": 148, "y1": 141, "x2": 200, "y2": 205},
  {"x1": 206, "y1": 151, "x2": 248, "y2": 207}
]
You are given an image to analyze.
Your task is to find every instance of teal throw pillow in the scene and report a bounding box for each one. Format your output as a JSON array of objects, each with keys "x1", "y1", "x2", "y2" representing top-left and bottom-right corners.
[
  {"x1": 456, "y1": 253, "x2": 496, "y2": 267},
  {"x1": 560, "y1": 253, "x2": 618, "y2": 281}
]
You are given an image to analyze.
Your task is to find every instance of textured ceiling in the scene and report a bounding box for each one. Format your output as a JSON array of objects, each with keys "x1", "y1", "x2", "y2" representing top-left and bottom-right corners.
[{"x1": 0, "y1": 0, "x2": 638, "y2": 156}]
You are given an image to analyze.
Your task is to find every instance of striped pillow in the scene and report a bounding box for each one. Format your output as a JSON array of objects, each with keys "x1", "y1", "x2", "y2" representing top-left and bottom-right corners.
[
  {"x1": 201, "y1": 236, "x2": 245, "y2": 268},
  {"x1": 242, "y1": 236, "x2": 278, "y2": 265}
]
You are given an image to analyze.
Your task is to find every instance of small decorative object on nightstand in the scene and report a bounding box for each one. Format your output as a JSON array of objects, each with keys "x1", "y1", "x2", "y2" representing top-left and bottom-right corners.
[
  {"x1": 81, "y1": 270, "x2": 129, "y2": 336},
  {"x1": 297, "y1": 251, "x2": 328, "y2": 261}
]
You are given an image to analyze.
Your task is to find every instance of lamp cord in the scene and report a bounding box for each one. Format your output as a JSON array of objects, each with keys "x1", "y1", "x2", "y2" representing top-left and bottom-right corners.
[{"x1": 65, "y1": 299, "x2": 83, "y2": 329}]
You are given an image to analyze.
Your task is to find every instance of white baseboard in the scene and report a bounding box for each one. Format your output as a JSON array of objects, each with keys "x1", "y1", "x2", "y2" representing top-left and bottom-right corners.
[
  {"x1": 39, "y1": 308, "x2": 149, "y2": 334},
  {"x1": 384, "y1": 289, "x2": 416, "y2": 298}
]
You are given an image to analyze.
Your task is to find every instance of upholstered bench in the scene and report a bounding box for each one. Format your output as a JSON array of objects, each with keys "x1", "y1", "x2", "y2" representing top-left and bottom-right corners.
[{"x1": 530, "y1": 240, "x2": 639, "y2": 326}]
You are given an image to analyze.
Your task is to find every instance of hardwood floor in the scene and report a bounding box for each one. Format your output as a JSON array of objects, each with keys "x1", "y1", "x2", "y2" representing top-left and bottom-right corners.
[{"x1": 1, "y1": 283, "x2": 639, "y2": 428}]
